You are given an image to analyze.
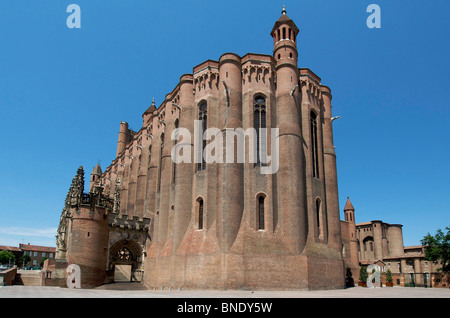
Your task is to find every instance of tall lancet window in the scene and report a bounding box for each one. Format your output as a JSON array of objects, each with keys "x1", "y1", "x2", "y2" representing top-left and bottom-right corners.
[
  {"x1": 310, "y1": 111, "x2": 319, "y2": 178},
  {"x1": 197, "y1": 198, "x2": 204, "y2": 230},
  {"x1": 158, "y1": 132, "x2": 164, "y2": 192},
  {"x1": 254, "y1": 95, "x2": 267, "y2": 166},
  {"x1": 198, "y1": 101, "x2": 207, "y2": 171},
  {"x1": 258, "y1": 195, "x2": 265, "y2": 230},
  {"x1": 173, "y1": 119, "x2": 179, "y2": 183}
]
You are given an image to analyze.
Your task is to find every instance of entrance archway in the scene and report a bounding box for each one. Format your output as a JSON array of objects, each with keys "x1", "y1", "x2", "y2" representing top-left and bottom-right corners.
[{"x1": 108, "y1": 238, "x2": 143, "y2": 282}]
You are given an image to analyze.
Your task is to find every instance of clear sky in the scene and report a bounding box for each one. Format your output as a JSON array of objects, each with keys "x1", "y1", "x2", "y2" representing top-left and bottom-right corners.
[{"x1": 0, "y1": 0, "x2": 448, "y2": 248}]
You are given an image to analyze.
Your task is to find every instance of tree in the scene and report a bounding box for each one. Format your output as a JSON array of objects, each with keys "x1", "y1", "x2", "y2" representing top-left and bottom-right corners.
[
  {"x1": 359, "y1": 265, "x2": 368, "y2": 284},
  {"x1": 386, "y1": 269, "x2": 393, "y2": 283},
  {"x1": 20, "y1": 254, "x2": 31, "y2": 268},
  {"x1": 40, "y1": 257, "x2": 48, "y2": 267},
  {"x1": 421, "y1": 226, "x2": 450, "y2": 273},
  {"x1": 0, "y1": 250, "x2": 15, "y2": 265}
]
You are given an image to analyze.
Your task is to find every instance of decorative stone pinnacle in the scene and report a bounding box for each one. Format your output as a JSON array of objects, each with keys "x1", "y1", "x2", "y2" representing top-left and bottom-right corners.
[{"x1": 282, "y1": 5, "x2": 286, "y2": 15}]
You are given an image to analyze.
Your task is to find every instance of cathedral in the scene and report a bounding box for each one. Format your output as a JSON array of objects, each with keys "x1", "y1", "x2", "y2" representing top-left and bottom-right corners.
[{"x1": 48, "y1": 7, "x2": 357, "y2": 290}]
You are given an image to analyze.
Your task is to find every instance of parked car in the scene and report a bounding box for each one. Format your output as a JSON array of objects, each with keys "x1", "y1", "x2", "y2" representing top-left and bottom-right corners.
[
  {"x1": 24, "y1": 266, "x2": 32, "y2": 270},
  {"x1": 32, "y1": 266, "x2": 41, "y2": 270}
]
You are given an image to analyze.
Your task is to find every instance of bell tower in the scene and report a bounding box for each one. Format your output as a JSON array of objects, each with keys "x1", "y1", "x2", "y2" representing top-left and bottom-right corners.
[
  {"x1": 271, "y1": 6, "x2": 307, "y2": 255},
  {"x1": 271, "y1": 5, "x2": 299, "y2": 68}
]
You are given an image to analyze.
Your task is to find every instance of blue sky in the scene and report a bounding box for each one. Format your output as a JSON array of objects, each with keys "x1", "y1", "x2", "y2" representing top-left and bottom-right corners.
[{"x1": 0, "y1": 0, "x2": 448, "y2": 248}]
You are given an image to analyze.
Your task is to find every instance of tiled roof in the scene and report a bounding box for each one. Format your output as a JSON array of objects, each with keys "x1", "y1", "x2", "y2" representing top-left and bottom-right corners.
[
  {"x1": 0, "y1": 245, "x2": 21, "y2": 252},
  {"x1": 19, "y1": 244, "x2": 56, "y2": 253}
]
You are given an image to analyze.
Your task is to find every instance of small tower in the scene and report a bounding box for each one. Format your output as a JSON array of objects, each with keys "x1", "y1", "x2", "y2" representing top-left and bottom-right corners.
[
  {"x1": 344, "y1": 197, "x2": 359, "y2": 272},
  {"x1": 89, "y1": 163, "x2": 102, "y2": 193},
  {"x1": 116, "y1": 121, "x2": 131, "y2": 157},
  {"x1": 271, "y1": 5, "x2": 299, "y2": 67},
  {"x1": 344, "y1": 196, "x2": 355, "y2": 223},
  {"x1": 271, "y1": 6, "x2": 306, "y2": 254}
]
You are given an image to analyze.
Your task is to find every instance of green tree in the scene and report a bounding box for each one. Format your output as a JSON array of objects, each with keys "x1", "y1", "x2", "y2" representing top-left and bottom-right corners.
[
  {"x1": 20, "y1": 254, "x2": 31, "y2": 268},
  {"x1": 40, "y1": 257, "x2": 48, "y2": 267},
  {"x1": 0, "y1": 250, "x2": 15, "y2": 265},
  {"x1": 386, "y1": 269, "x2": 393, "y2": 283},
  {"x1": 421, "y1": 226, "x2": 450, "y2": 273},
  {"x1": 359, "y1": 265, "x2": 368, "y2": 283}
]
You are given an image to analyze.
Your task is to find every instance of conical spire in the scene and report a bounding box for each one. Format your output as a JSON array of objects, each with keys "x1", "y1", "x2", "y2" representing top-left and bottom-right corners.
[
  {"x1": 271, "y1": 5, "x2": 299, "y2": 39},
  {"x1": 92, "y1": 163, "x2": 102, "y2": 176},
  {"x1": 344, "y1": 197, "x2": 355, "y2": 211},
  {"x1": 144, "y1": 97, "x2": 157, "y2": 115}
]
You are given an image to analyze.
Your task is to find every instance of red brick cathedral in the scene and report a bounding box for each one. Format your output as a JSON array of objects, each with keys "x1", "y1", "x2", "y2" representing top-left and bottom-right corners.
[{"x1": 51, "y1": 7, "x2": 353, "y2": 290}]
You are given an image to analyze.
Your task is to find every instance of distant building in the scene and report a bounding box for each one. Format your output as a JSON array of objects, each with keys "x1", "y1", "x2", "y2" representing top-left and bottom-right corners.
[
  {"x1": 19, "y1": 244, "x2": 56, "y2": 268},
  {"x1": 0, "y1": 245, "x2": 21, "y2": 266},
  {"x1": 0, "y1": 244, "x2": 56, "y2": 268},
  {"x1": 340, "y1": 197, "x2": 449, "y2": 288}
]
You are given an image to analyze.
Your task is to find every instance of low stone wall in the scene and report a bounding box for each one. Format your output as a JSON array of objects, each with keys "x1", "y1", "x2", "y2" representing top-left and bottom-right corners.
[{"x1": 0, "y1": 267, "x2": 17, "y2": 286}]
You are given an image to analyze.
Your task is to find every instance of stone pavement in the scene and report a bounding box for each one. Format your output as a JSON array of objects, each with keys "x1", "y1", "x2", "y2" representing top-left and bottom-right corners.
[{"x1": 0, "y1": 284, "x2": 449, "y2": 298}]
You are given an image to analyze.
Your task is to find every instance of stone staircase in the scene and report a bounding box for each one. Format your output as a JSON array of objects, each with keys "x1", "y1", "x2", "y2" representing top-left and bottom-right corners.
[{"x1": 15, "y1": 270, "x2": 41, "y2": 286}]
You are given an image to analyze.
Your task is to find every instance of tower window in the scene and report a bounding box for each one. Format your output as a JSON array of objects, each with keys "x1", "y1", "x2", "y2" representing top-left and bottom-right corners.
[
  {"x1": 158, "y1": 132, "x2": 164, "y2": 191},
  {"x1": 254, "y1": 95, "x2": 267, "y2": 166},
  {"x1": 198, "y1": 102, "x2": 207, "y2": 171},
  {"x1": 197, "y1": 198, "x2": 204, "y2": 230},
  {"x1": 316, "y1": 198, "x2": 321, "y2": 231},
  {"x1": 173, "y1": 119, "x2": 179, "y2": 183},
  {"x1": 258, "y1": 195, "x2": 265, "y2": 230},
  {"x1": 310, "y1": 111, "x2": 319, "y2": 178},
  {"x1": 282, "y1": 27, "x2": 286, "y2": 39}
]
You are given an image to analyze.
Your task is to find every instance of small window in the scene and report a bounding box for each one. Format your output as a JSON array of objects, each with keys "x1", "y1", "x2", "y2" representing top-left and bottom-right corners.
[
  {"x1": 258, "y1": 195, "x2": 265, "y2": 230},
  {"x1": 173, "y1": 119, "x2": 179, "y2": 183},
  {"x1": 198, "y1": 102, "x2": 207, "y2": 171},
  {"x1": 310, "y1": 111, "x2": 319, "y2": 178},
  {"x1": 197, "y1": 198, "x2": 204, "y2": 230},
  {"x1": 254, "y1": 95, "x2": 267, "y2": 167}
]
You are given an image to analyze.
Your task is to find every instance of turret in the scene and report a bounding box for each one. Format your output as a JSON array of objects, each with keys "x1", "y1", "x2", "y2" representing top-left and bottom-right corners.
[
  {"x1": 216, "y1": 52, "x2": 244, "y2": 252},
  {"x1": 344, "y1": 197, "x2": 359, "y2": 271},
  {"x1": 116, "y1": 121, "x2": 131, "y2": 157},
  {"x1": 89, "y1": 163, "x2": 102, "y2": 193},
  {"x1": 271, "y1": 5, "x2": 299, "y2": 69},
  {"x1": 344, "y1": 196, "x2": 355, "y2": 223},
  {"x1": 272, "y1": 6, "x2": 306, "y2": 254}
]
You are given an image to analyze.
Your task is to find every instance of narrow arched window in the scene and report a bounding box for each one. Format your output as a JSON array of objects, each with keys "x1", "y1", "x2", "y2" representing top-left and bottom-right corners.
[
  {"x1": 282, "y1": 27, "x2": 286, "y2": 39},
  {"x1": 258, "y1": 195, "x2": 265, "y2": 230},
  {"x1": 148, "y1": 145, "x2": 152, "y2": 168},
  {"x1": 198, "y1": 198, "x2": 204, "y2": 230},
  {"x1": 254, "y1": 95, "x2": 266, "y2": 166},
  {"x1": 310, "y1": 111, "x2": 319, "y2": 178},
  {"x1": 173, "y1": 119, "x2": 179, "y2": 183},
  {"x1": 198, "y1": 102, "x2": 207, "y2": 171},
  {"x1": 158, "y1": 132, "x2": 164, "y2": 192},
  {"x1": 316, "y1": 198, "x2": 321, "y2": 232}
]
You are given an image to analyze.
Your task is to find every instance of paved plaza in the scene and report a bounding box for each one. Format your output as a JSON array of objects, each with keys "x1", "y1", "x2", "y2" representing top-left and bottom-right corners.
[{"x1": 0, "y1": 284, "x2": 449, "y2": 298}]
